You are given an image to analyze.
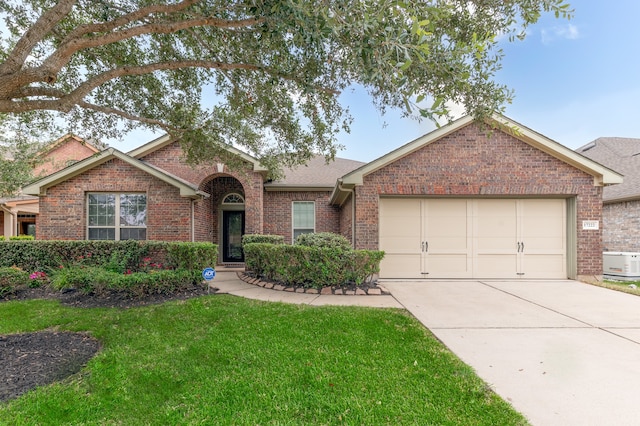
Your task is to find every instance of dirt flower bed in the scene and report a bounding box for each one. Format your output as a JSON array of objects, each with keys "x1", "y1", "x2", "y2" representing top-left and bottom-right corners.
[{"x1": 0, "y1": 284, "x2": 213, "y2": 402}]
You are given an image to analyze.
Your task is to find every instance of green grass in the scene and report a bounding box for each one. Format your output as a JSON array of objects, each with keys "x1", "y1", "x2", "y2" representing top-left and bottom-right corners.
[
  {"x1": 0, "y1": 295, "x2": 528, "y2": 425},
  {"x1": 593, "y1": 279, "x2": 640, "y2": 297}
]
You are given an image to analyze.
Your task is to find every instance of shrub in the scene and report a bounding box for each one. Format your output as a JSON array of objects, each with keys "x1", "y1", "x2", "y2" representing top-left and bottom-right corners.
[
  {"x1": 10, "y1": 235, "x2": 35, "y2": 241},
  {"x1": 0, "y1": 240, "x2": 217, "y2": 273},
  {"x1": 165, "y1": 242, "x2": 218, "y2": 270},
  {"x1": 51, "y1": 267, "x2": 202, "y2": 297},
  {"x1": 244, "y1": 243, "x2": 384, "y2": 288},
  {"x1": 0, "y1": 267, "x2": 30, "y2": 297},
  {"x1": 294, "y1": 232, "x2": 352, "y2": 250},
  {"x1": 242, "y1": 234, "x2": 284, "y2": 245}
]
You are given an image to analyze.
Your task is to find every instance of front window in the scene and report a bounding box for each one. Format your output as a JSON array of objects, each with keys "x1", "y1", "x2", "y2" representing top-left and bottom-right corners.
[
  {"x1": 87, "y1": 193, "x2": 147, "y2": 240},
  {"x1": 292, "y1": 201, "x2": 315, "y2": 241}
]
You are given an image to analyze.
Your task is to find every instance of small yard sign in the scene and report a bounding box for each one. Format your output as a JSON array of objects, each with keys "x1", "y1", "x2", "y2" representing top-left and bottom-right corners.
[
  {"x1": 202, "y1": 267, "x2": 216, "y2": 281},
  {"x1": 582, "y1": 220, "x2": 599, "y2": 230}
]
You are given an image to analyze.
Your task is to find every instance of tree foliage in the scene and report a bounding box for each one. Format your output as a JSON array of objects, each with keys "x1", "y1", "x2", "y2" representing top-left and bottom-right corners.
[
  {"x1": 0, "y1": 136, "x2": 41, "y2": 197},
  {"x1": 0, "y1": 0, "x2": 572, "y2": 173}
]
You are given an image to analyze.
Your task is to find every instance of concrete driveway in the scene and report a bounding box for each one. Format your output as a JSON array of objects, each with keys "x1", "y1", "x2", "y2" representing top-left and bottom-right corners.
[{"x1": 382, "y1": 280, "x2": 640, "y2": 426}]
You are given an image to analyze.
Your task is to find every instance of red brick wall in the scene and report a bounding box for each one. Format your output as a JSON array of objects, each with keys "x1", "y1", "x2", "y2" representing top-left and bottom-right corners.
[
  {"x1": 355, "y1": 122, "x2": 603, "y2": 277},
  {"x1": 339, "y1": 194, "x2": 354, "y2": 245},
  {"x1": 34, "y1": 139, "x2": 97, "y2": 177},
  {"x1": 37, "y1": 158, "x2": 192, "y2": 241},
  {"x1": 140, "y1": 141, "x2": 264, "y2": 238},
  {"x1": 263, "y1": 191, "x2": 341, "y2": 244},
  {"x1": 602, "y1": 200, "x2": 640, "y2": 252}
]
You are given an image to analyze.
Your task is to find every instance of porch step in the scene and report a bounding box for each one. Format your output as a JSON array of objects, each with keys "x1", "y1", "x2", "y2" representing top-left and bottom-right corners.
[{"x1": 215, "y1": 264, "x2": 245, "y2": 272}]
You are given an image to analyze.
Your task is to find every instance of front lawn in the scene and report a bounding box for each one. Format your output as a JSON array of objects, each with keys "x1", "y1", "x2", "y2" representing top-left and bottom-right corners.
[
  {"x1": 0, "y1": 295, "x2": 528, "y2": 425},
  {"x1": 594, "y1": 279, "x2": 640, "y2": 297}
]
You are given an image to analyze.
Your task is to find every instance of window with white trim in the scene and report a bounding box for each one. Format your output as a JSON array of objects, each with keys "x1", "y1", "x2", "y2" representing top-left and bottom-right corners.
[
  {"x1": 292, "y1": 201, "x2": 315, "y2": 241},
  {"x1": 87, "y1": 193, "x2": 147, "y2": 240}
]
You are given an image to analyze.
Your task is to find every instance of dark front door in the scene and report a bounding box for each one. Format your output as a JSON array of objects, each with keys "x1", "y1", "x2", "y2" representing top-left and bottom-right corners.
[{"x1": 222, "y1": 211, "x2": 245, "y2": 262}]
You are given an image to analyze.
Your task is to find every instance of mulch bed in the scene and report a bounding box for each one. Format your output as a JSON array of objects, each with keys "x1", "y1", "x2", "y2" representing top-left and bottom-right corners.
[{"x1": 0, "y1": 285, "x2": 213, "y2": 403}]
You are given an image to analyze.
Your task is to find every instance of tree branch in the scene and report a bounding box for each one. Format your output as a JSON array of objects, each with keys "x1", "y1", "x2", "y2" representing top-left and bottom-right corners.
[
  {"x1": 0, "y1": 0, "x2": 76, "y2": 77},
  {"x1": 76, "y1": 100, "x2": 176, "y2": 132},
  {"x1": 45, "y1": 15, "x2": 266, "y2": 75}
]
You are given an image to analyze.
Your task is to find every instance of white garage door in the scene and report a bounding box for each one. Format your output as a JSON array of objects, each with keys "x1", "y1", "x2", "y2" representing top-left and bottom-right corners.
[{"x1": 379, "y1": 198, "x2": 566, "y2": 279}]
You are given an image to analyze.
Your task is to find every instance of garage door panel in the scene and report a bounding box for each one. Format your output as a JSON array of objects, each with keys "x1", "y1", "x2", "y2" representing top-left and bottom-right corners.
[
  {"x1": 379, "y1": 237, "x2": 420, "y2": 254},
  {"x1": 380, "y1": 254, "x2": 422, "y2": 279},
  {"x1": 523, "y1": 237, "x2": 565, "y2": 252},
  {"x1": 521, "y1": 254, "x2": 566, "y2": 278},
  {"x1": 425, "y1": 255, "x2": 472, "y2": 278},
  {"x1": 475, "y1": 254, "x2": 519, "y2": 278}
]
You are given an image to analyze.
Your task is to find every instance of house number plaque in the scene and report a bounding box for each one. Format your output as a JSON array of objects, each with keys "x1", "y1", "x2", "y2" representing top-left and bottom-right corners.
[{"x1": 582, "y1": 220, "x2": 599, "y2": 230}]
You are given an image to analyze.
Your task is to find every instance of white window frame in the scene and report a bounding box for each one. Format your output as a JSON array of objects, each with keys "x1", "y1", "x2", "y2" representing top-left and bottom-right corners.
[
  {"x1": 292, "y1": 201, "x2": 315, "y2": 242},
  {"x1": 87, "y1": 192, "x2": 147, "y2": 241}
]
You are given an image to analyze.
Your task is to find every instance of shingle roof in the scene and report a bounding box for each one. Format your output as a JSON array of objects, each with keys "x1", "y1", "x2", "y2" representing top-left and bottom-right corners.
[
  {"x1": 576, "y1": 137, "x2": 640, "y2": 202},
  {"x1": 265, "y1": 155, "x2": 365, "y2": 189}
]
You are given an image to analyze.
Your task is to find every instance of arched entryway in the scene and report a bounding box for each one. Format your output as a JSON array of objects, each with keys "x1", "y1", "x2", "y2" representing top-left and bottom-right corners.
[{"x1": 198, "y1": 175, "x2": 247, "y2": 264}]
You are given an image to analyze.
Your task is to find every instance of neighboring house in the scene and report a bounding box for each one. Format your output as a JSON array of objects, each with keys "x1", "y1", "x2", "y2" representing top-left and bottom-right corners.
[
  {"x1": 1, "y1": 134, "x2": 100, "y2": 238},
  {"x1": 22, "y1": 114, "x2": 622, "y2": 281},
  {"x1": 576, "y1": 137, "x2": 640, "y2": 252}
]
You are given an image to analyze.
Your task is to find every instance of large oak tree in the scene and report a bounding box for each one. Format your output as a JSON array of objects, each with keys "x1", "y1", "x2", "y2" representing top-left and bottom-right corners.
[{"x1": 0, "y1": 0, "x2": 571, "y2": 175}]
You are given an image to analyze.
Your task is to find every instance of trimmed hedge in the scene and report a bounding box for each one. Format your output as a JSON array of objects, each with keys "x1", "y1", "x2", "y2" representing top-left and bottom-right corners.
[
  {"x1": 295, "y1": 232, "x2": 352, "y2": 250},
  {"x1": 244, "y1": 243, "x2": 384, "y2": 288},
  {"x1": 242, "y1": 234, "x2": 284, "y2": 245},
  {"x1": 0, "y1": 240, "x2": 217, "y2": 273},
  {"x1": 50, "y1": 267, "x2": 203, "y2": 297}
]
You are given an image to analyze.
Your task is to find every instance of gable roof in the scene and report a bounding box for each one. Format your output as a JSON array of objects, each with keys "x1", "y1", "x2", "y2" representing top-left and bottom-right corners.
[
  {"x1": 576, "y1": 137, "x2": 640, "y2": 203},
  {"x1": 37, "y1": 133, "x2": 101, "y2": 157},
  {"x1": 22, "y1": 148, "x2": 207, "y2": 199},
  {"x1": 128, "y1": 134, "x2": 268, "y2": 173},
  {"x1": 264, "y1": 155, "x2": 365, "y2": 191},
  {"x1": 330, "y1": 113, "x2": 623, "y2": 205}
]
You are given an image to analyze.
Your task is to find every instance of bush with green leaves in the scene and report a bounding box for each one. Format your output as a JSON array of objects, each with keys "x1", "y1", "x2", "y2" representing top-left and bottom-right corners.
[
  {"x1": 0, "y1": 267, "x2": 30, "y2": 297},
  {"x1": 244, "y1": 243, "x2": 384, "y2": 288},
  {"x1": 295, "y1": 232, "x2": 352, "y2": 250},
  {"x1": 165, "y1": 242, "x2": 218, "y2": 270},
  {"x1": 9, "y1": 235, "x2": 35, "y2": 240},
  {"x1": 242, "y1": 234, "x2": 284, "y2": 245},
  {"x1": 0, "y1": 240, "x2": 217, "y2": 273},
  {"x1": 51, "y1": 267, "x2": 203, "y2": 297}
]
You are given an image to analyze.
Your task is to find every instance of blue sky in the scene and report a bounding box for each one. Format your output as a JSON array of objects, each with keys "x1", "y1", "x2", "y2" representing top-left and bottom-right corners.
[{"x1": 114, "y1": 2, "x2": 640, "y2": 162}]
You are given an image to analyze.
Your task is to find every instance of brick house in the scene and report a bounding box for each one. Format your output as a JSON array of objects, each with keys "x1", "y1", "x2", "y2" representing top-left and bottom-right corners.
[
  {"x1": 1, "y1": 134, "x2": 100, "y2": 238},
  {"x1": 23, "y1": 114, "x2": 622, "y2": 281},
  {"x1": 576, "y1": 137, "x2": 640, "y2": 252}
]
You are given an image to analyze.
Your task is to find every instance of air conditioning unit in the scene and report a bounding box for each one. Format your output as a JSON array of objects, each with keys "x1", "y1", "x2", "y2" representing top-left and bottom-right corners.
[{"x1": 603, "y1": 252, "x2": 640, "y2": 280}]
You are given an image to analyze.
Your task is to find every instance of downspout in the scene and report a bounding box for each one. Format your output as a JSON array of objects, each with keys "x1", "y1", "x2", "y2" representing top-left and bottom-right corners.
[
  {"x1": 337, "y1": 181, "x2": 356, "y2": 248},
  {"x1": 191, "y1": 199, "x2": 195, "y2": 242}
]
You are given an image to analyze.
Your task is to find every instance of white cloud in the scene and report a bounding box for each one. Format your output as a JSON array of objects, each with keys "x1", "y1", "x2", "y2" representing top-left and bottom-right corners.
[{"x1": 541, "y1": 24, "x2": 580, "y2": 44}]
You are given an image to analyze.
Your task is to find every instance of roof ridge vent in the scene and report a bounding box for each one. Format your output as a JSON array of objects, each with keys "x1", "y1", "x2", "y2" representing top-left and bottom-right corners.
[{"x1": 580, "y1": 142, "x2": 596, "y2": 152}]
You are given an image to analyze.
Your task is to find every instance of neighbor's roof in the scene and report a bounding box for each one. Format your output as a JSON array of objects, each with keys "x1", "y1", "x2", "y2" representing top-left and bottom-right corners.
[
  {"x1": 330, "y1": 113, "x2": 624, "y2": 205},
  {"x1": 264, "y1": 155, "x2": 365, "y2": 191},
  {"x1": 22, "y1": 148, "x2": 207, "y2": 199},
  {"x1": 576, "y1": 137, "x2": 640, "y2": 203},
  {"x1": 37, "y1": 133, "x2": 101, "y2": 156}
]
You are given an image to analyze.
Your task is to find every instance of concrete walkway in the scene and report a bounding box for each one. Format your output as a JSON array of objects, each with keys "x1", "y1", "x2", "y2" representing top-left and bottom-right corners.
[
  {"x1": 383, "y1": 279, "x2": 640, "y2": 426},
  {"x1": 211, "y1": 273, "x2": 640, "y2": 425},
  {"x1": 209, "y1": 271, "x2": 403, "y2": 308}
]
